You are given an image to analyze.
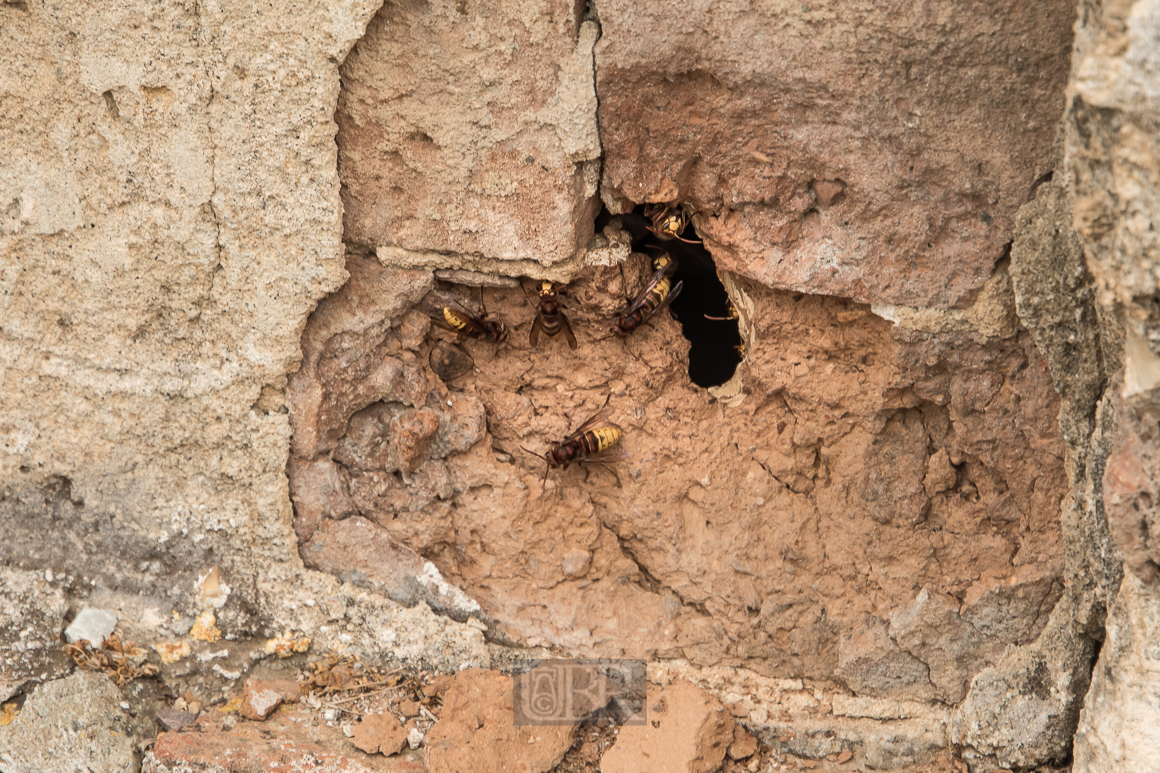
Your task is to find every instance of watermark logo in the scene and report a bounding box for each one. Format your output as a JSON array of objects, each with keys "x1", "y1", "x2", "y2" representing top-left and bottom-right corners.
[{"x1": 512, "y1": 659, "x2": 646, "y2": 726}]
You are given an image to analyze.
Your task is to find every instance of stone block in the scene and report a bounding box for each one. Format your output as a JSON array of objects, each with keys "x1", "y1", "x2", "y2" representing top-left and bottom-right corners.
[
  {"x1": 595, "y1": 0, "x2": 1074, "y2": 308},
  {"x1": 337, "y1": 1, "x2": 601, "y2": 269}
]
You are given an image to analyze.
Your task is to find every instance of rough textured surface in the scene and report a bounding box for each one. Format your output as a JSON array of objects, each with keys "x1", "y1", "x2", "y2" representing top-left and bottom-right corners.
[
  {"x1": 0, "y1": 0, "x2": 493, "y2": 696},
  {"x1": 145, "y1": 706, "x2": 425, "y2": 773},
  {"x1": 424, "y1": 669, "x2": 574, "y2": 773},
  {"x1": 650, "y1": 660, "x2": 951, "y2": 770},
  {"x1": 301, "y1": 516, "x2": 485, "y2": 621},
  {"x1": 595, "y1": 0, "x2": 1074, "y2": 308},
  {"x1": 945, "y1": 173, "x2": 1118, "y2": 769},
  {"x1": 0, "y1": 568, "x2": 72, "y2": 703},
  {"x1": 1067, "y1": 0, "x2": 1160, "y2": 770},
  {"x1": 291, "y1": 260, "x2": 1068, "y2": 708},
  {"x1": 0, "y1": 671, "x2": 142, "y2": 773},
  {"x1": 1062, "y1": 0, "x2": 1160, "y2": 766},
  {"x1": 352, "y1": 709, "x2": 409, "y2": 756},
  {"x1": 337, "y1": 0, "x2": 601, "y2": 269},
  {"x1": 1073, "y1": 573, "x2": 1160, "y2": 773},
  {"x1": 1102, "y1": 390, "x2": 1160, "y2": 583},
  {"x1": 728, "y1": 724, "x2": 758, "y2": 761},
  {"x1": 1009, "y1": 183, "x2": 1106, "y2": 439},
  {"x1": 0, "y1": 0, "x2": 372, "y2": 505},
  {"x1": 287, "y1": 255, "x2": 489, "y2": 622},
  {"x1": 0, "y1": 0, "x2": 1150, "y2": 768},
  {"x1": 601, "y1": 680, "x2": 733, "y2": 773},
  {"x1": 951, "y1": 619, "x2": 1095, "y2": 770},
  {"x1": 1070, "y1": 0, "x2": 1160, "y2": 337},
  {"x1": 239, "y1": 677, "x2": 284, "y2": 720},
  {"x1": 288, "y1": 258, "x2": 435, "y2": 461}
]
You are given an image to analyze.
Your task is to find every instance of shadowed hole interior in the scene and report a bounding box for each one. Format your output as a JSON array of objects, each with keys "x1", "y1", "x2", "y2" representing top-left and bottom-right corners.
[{"x1": 598, "y1": 205, "x2": 743, "y2": 388}]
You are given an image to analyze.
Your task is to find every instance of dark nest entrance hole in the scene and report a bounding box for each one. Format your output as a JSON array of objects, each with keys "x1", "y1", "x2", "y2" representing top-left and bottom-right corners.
[{"x1": 596, "y1": 205, "x2": 743, "y2": 388}]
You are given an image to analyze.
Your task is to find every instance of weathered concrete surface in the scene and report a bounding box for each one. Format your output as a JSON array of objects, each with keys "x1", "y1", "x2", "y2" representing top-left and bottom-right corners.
[
  {"x1": 0, "y1": 0, "x2": 489, "y2": 713},
  {"x1": 1070, "y1": 0, "x2": 1160, "y2": 332},
  {"x1": 0, "y1": 568, "x2": 72, "y2": 703},
  {"x1": 946, "y1": 179, "x2": 1118, "y2": 770},
  {"x1": 1009, "y1": 184, "x2": 1107, "y2": 444},
  {"x1": 0, "y1": 671, "x2": 145, "y2": 773},
  {"x1": 595, "y1": 0, "x2": 1075, "y2": 309},
  {"x1": 1073, "y1": 573, "x2": 1160, "y2": 773},
  {"x1": 337, "y1": 0, "x2": 602, "y2": 270}
]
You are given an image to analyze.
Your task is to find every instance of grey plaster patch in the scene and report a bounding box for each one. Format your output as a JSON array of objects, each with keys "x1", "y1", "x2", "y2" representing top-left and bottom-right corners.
[
  {"x1": 0, "y1": 568, "x2": 72, "y2": 703},
  {"x1": 0, "y1": 671, "x2": 138, "y2": 773}
]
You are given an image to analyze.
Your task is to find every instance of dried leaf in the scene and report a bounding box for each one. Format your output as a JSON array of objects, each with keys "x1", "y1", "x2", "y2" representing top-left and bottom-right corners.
[{"x1": 64, "y1": 633, "x2": 159, "y2": 686}]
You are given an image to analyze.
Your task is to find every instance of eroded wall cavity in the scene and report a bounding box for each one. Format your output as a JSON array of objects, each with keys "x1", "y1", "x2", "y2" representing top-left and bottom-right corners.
[
  {"x1": 292, "y1": 257, "x2": 1068, "y2": 704},
  {"x1": 301, "y1": 0, "x2": 1102, "y2": 769}
]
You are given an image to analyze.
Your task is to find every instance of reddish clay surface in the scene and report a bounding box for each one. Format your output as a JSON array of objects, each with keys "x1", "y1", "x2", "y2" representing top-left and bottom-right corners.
[
  {"x1": 595, "y1": 0, "x2": 1074, "y2": 309},
  {"x1": 289, "y1": 256, "x2": 1066, "y2": 704},
  {"x1": 425, "y1": 669, "x2": 574, "y2": 773},
  {"x1": 601, "y1": 680, "x2": 734, "y2": 773},
  {"x1": 145, "y1": 708, "x2": 425, "y2": 773}
]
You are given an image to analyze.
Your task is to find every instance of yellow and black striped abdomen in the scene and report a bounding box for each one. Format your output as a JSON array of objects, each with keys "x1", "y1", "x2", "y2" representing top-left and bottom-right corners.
[
  {"x1": 443, "y1": 307, "x2": 473, "y2": 333},
  {"x1": 648, "y1": 277, "x2": 672, "y2": 307},
  {"x1": 580, "y1": 426, "x2": 622, "y2": 454}
]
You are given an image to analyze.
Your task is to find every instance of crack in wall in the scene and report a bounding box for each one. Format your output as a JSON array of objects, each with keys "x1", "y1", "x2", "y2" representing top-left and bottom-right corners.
[
  {"x1": 191, "y1": 0, "x2": 224, "y2": 309},
  {"x1": 610, "y1": 526, "x2": 712, "y2": 619}
]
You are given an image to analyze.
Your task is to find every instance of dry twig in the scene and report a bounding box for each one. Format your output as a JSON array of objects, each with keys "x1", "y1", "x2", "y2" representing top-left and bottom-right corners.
[{"x1": 64, "y1": 632, "x2": 159, "y2": 686}]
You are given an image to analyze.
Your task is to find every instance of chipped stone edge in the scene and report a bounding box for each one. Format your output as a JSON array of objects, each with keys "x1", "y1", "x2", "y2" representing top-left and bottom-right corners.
[
  {"x1": 378, "y1": 245, "x2": 590, "y2": 284},
  {"x1": 708, "y1": 270, "x2": 755, "y2": 406},
  {"x1": 870, "y1": 263, "x2": 1019, "y2": 339}
]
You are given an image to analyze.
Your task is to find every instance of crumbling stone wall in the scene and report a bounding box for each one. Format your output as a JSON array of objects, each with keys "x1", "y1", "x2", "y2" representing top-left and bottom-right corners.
[
  {"x1": 1, "y1": 0, "x2": 1156, "y2": 770},
  {"x1": 306, "y1": 0, "x2": 1103, "y2": 769},
  {"x1": 1064, "y1": 0, "x2": 1160, "y2": 770},
  {"x1": 0, "y1": 0, "x2": 489, "y2": 713}
]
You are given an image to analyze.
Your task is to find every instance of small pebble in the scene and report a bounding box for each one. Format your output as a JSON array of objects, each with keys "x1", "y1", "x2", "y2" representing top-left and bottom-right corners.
[{"x1": 64, "y1": 608, "x2": 118, "y2": 646}]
